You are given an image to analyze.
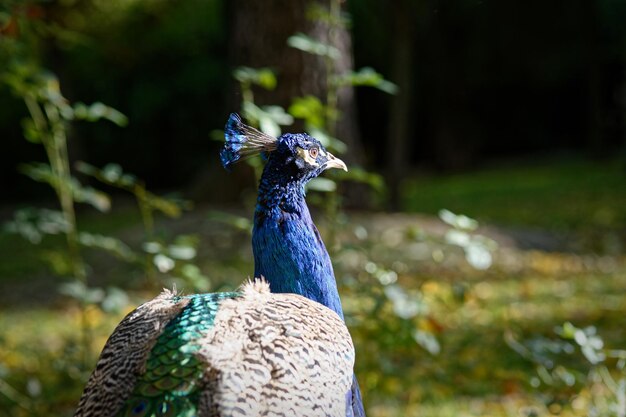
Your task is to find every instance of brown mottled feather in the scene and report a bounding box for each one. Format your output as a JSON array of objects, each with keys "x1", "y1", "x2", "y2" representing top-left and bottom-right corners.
[
  {"x1": 74, "y1": 281, "x2": 355, "y2": 417},
  {"x1": 74, "y1": 289, "x2": 189, "y2": 417},
  {"x1": 197, "y1": 280, "x2": 354, "y2": 417}
]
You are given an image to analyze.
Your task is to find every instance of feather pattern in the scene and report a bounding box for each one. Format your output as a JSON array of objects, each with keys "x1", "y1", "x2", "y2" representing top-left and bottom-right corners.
[
  {"x1": 75, "y1": 281, "x2": 353, "y2": 417},
  {"x1": 197, "y1": 280, "x2": 354, "y2": 416},
  {"x1": 220, "y1": 113, "x2": 277, "y2": 170},
  {"x1": 74, "y1": 289, "x2": 191, "y2": 417},
  {"x1": 113, "y1": 291, "x2": 236, "y2": 417},
  {"x1": 75, "y1": 115, "x2": 364, "y2": 417}
]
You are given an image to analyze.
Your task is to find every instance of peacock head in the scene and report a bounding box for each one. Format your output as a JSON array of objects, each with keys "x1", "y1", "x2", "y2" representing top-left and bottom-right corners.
[{"x1": 221, "y1": 113, "x2": 347, "y2": 185}]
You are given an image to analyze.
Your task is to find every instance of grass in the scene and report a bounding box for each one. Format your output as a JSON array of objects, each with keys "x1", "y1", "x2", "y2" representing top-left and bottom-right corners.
[
  {"x1": 1, "y1": 251, "x2": 624, "y2": 417},
  {"x1": 1, "y1": 156, "x2": 625, "y2": 416},
  {"x1": 402, "y1": 156, "x2": 626, "y2": 234},
  {"x1": 348, "y1": 250, "x2": 626, "y2": 416}
]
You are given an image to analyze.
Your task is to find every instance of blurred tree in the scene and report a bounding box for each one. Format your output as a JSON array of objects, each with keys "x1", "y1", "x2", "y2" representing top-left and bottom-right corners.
[
  {"x1": 229, "y1": 0, "x2": 365, "y2": 165},
  {"x1": 3, "y1": 0, "x2": 626, "y2": 204}
]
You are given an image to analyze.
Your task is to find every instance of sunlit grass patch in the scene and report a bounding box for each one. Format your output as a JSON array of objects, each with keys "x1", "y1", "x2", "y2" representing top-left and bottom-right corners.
[
  {"x1": 1, "y1": 203, "x2": 625, "y2": 416},
  {"x1": 0, "y1": 305, "x2": 129, "y2": 417}
]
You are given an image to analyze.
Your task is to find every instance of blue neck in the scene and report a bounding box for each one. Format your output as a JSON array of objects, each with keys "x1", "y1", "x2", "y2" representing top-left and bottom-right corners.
[
  {"x1": 252, "y1": 174, "x2": 344, "y2": 319},
  {"x1": 251, "y1": 168, "x2": 366, "y2": 417}
]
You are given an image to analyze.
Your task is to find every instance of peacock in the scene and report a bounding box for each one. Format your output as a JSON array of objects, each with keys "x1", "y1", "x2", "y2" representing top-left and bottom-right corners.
[{"x1": 74, "y1": 114, "x2": 365, "y2": 417}]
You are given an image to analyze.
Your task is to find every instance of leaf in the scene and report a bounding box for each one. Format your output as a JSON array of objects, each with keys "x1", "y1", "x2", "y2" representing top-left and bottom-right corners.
[
  {"x1": 464, "y1": 244, "x2": 493, "y2": 270},
  {"x1": 287, "y1": 33, "x2": 340, "y2": 59},
  {"x1": 207, "y1": 211, "x2": 252, "y2": 232},
  {"x1": 146, "y1": 194, "x2": 182, "y2": 218},
  {"x1": 76, "y1": 161, "x2": 138, "y2": 188},
  {"x1": 26, "y1": 378, "x2": 41, "y2": 397},
  {"x1": 168, "y1": 244, "x2": 196, "y2": 260},
  {"x1": 384, "y1": 284, "x2": 425, "y2": 319},
  {"x1": 58, "y1": 280, "x2": 105, "y2": 304},
  {"x1": 259, "y1": 115, "x2": 280, "y2": 138},
  {"x1": 337, "y1": 167, "x2": 385, "y2": 192},
  {"x1": 73, "y1": 101, "x2": 128, "y2": 126},
  {"x1": 412, "y1": 329, "x2": 441, "y2": 355},
  {"x1": 21, "y1": 118, "x2": 41, "y2": 143},
  {"x1": 4, "y1": 218, "x2": 42, "y2": 244},
  {"x1": 78, "y1": 232, "x2": 137, "y2": 262},
  {"x1": 101, "y1": 163, "x2": 123, "y2": 182},
  {"x1": 307, "y1": 177, "x2": 336, "y2": 192},
  {"x1": 143, "y1": 241, "x2": 163, "y2": 254},
  {"x1": 4, "y1": 208, "x2": 70, "y2": 243},
  {"x1": 72, "y1": 181, "x2": 111, "y2": 212},
  {"x1": 20, "y1": 162, "x2": 111, "y2": 211},
  {"x1": 305, "y1": 3, "x2": 351, "y2": 27},
  {"x1": 41, "y1": 250, "x2": 74, "y2": 276},
  {"x1": 445, "y1": 229, "x2": 471, "y2": 247},
  {"x1": 336, "y1": 67, "x2": 398, "y2": 94},
  {"x1": 262, "y1": 105, "x2": 294, "y2": 125},
  {"x1": 154, "y1": 254, "x2": 175, "y2": 273},
  {"x1": 558, "y1": 322, "x2": 578, "y2": 339},
  {"x1": 438, "y1": 209, "x2": 479, "y2": 231},
  {"x1": 257, "y1": 70, "x2": 277, "y2": 91},
  {"x1": 100, "y1": 287, "x2": 130, "y2": 313},
  {"x1": 242, "y1": 102, "x2": 293, "y2": 137},
  {"x1": 233, "y1": 66, "x2": 277, "y2": 90},
  {"x1": 19, "y1": 162, "x2": 55, "y2": 185},
  {"x1": 36, "y1": 209, "x2": 70, "y2": 235},
  {"x1": 179, "y1": 264, "x2": 210, "y2": 292},
  {"x1": 289, "y1": 95, "x2": 325, "y2": 129}
]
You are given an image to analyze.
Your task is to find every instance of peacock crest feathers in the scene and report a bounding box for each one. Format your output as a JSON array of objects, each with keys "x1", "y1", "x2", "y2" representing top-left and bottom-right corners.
[
  {"x1": 220, "y1": 113, "x2": 277, "y2": 170},
  {"x1": 76, "y1": 113, "x2": 363, "y2": 417}
]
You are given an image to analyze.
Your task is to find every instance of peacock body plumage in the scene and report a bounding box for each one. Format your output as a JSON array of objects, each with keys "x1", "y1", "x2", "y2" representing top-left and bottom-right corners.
[{"x1": 75, "y1": 114, "x2": 365, "y2": 417}]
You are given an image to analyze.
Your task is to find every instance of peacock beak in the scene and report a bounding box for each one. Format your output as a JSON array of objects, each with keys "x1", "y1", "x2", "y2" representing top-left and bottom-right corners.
[{"x1": 324, "y1": 152, "x2": 348, "y2": 172}]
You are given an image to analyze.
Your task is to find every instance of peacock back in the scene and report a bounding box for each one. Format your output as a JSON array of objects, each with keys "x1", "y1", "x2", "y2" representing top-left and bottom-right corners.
[{"x1": 74, "y1": 281, "x2": 355, "y2": 417}]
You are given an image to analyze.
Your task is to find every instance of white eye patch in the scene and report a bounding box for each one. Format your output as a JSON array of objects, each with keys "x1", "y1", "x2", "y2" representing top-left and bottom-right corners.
[{"x1": 296, "y1": 147, "x2": 320, "y2": 167}]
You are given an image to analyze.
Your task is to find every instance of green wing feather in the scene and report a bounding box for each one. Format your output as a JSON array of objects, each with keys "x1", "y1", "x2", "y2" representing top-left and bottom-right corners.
[
  {"x1": 115, "y1": 292, "x2": 237, "y2": 417},
  {"x1": 75, "y1": 282, "x2": 356, "y2": 417},
  {"x1": 73, "y1": 290, "x2": 237, "y2": 417}
]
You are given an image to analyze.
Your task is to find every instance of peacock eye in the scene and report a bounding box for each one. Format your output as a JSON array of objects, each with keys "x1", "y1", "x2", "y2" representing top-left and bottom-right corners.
[{"x1": 308, "y1": 147, "x2": 319, "y2": 158}]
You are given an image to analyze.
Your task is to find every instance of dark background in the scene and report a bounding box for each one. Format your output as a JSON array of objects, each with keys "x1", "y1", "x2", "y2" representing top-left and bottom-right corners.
[{"x1": 2, "y1": 0, "x2": 626, "y2": 201}]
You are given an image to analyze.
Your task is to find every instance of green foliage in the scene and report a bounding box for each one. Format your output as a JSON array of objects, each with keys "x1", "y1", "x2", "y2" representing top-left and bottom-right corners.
[
  {"x1": 5, "y1": 208, "x2": 70, "y2": 245},
  {"x1": 232, "y1": 66, "x2": 294, "y2": 144},
  {"x1": 336, "y1": 67, "x2": 398, "y2": 94},
  {"x1": 222, "y1": 1, "x2": 395, "y2": 256},
  {"x1": 2, "y1": 61, "x2": 126, "y2": 288},
  {"x1": 287, "y1": 32, "x2": 341, "y2": 59},
  {"x1": 2, "y1": 208, "x2": 626, "y2": 416},
  {"x1": 20, "y1": 162, "x2": 111, "y2": 212},
  {"x1": 75, "y1": 162, "x2": 187, "y2": 228},
  {"x1": 2, "y1": 2, "x2": 625, "y2": 417},
  {"x1": 508, "y1": 322, "x2": 626, "y2": 416},
  {"x1": 1, "y1": 8, "x2": 214, "y2": 414},
  {"x1": 440, "y1": 209, "x2": 498, "y2": 270},
  {"x1": 402, "y1": 157, "x2": 626, "y2": 252},
  {"x1": 233, "y1": 66, "x2": 277, "y2": 91}
]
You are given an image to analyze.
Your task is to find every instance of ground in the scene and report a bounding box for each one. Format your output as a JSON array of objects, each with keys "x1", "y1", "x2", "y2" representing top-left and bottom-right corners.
[{"x1": 1, "y1": 156, "x2": 625, "y2": 417}]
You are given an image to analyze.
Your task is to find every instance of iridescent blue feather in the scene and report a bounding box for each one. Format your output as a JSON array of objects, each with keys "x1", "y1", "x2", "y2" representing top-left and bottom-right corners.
[
  {"x1": 76, "y1": 115, "x2": 364, "y2": 417},
  {"x1": 220, "y1": 113, "x2": 276, "y2": 170}
]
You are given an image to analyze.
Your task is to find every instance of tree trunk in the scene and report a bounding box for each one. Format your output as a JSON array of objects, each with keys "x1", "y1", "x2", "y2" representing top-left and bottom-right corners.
[{"x1": 229, "y1": 0, "x2": 364, "y2": 165}]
